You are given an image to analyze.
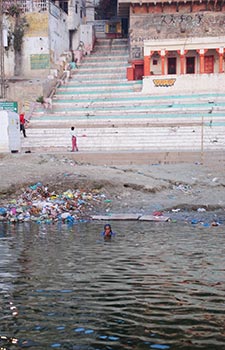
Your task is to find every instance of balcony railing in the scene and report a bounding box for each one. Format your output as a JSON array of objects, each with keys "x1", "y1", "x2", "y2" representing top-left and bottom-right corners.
[{"x1": 3, "y1": 0, "x2": 49, "y2": 13}]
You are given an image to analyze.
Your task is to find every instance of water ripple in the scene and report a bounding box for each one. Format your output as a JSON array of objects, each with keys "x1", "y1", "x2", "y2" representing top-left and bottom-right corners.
[{"x1": 0, "y1": 221, "x2": 225, "y2": 349}]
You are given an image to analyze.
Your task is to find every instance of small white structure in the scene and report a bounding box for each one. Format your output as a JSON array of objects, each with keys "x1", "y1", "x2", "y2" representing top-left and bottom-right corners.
[
  {"x1": 0, "y1": 111, "x2": 21, "y2": 153},
  {"x1": 80, "y1": 24, "x2": 96, "y2": 54}
]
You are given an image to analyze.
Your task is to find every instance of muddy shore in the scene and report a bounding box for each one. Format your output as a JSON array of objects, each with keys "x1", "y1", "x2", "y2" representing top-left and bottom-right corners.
[{"x1": 0, "y1": 153, "x2": 225, "y2": 224}]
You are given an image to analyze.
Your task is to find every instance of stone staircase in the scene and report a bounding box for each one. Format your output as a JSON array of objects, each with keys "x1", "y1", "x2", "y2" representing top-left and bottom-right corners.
[{"x1": 22, "y1": 38, "x2": 225, "y2": 155}]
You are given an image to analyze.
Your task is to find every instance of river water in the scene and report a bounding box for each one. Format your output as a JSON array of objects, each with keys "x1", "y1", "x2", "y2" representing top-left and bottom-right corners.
[{"x1": 0, "y1": 221, "x2": 225, "y2": 350}]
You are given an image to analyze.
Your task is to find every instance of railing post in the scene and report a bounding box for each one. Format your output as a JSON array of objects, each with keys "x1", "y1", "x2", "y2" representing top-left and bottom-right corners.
[{"x1": 201, "y1": 115, "x2": 204, "y2": 164}]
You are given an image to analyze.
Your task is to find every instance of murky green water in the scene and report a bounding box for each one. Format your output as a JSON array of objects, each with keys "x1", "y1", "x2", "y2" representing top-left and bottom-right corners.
[{"x1": 0, "y1": 221, "x2": 225, "y2": 350}]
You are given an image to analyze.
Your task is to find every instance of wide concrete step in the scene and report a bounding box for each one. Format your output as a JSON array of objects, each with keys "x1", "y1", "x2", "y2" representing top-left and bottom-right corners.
[
  {"x1": 53, "y1": 89, "x2": 225, "y2": 104},
  {"x1": 57, "y1": 85, "x2": 139, "y2": 93},
  {"x1": 82, "y1": 56, "x2": 128, "y2": 64},
  {"x1": 21, "y1": 125, "x2": 225, "y2": 152},
  {"x1": 92, "y1": 44, "x2": 128, "y2": 50},
  {"x1": 94, "y1": 38, "x2": 128, "y2": 43},
  {"x1": 77, "y1": 67, "x2": 128, "y2": 74},
  {"x1": 54, "y1": 91, "x2": 149, "y2": 99},
  {"x1": 69, "y1": 71, "x2": 126, "y2": 80},
  {"x1": 79, "y1": 62, "x2": 129, "y2": 69},
  {"x1": 94, "y1": 42, "x2": 128, "y2": 47},
  {"x1": 67, "y1": 77, "x2": 137, "y2": 86},
  {"x1": 29, "y1": 114, "x2": 223, "y2": 126},
  {"x1": 50, "y1": 99, "x2": 221, "y2": 113},
  {"x1": 33, "y1": 103, "x2": 224, "y2": 119},
  {"x1": 94, "y1": 39, "x2": 128, "y2": 46},
  {"x1": 87, "y1": 52, "x2": 128, "y2": 57},
  {"x1": 65, "y1": 80, "x2": 141, "y2": 87},
  {"x1": 78, "y1": 63, "x2": 129, "y2": 70},
  {"x1": 90, "y1": 49, "x2": 128, "y2": 55},
  {"x1": 73, "y1": 68, "x2": 127, "y2": 76}
]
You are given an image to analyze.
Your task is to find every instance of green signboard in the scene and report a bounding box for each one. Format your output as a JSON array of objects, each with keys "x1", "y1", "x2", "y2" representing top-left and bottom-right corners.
[
  {"x1": 30, "y1": 54, "x2": 50, "y2": 70},
  {"x1": 0, "y1": 101, "x2": 18, "y2": 112}
]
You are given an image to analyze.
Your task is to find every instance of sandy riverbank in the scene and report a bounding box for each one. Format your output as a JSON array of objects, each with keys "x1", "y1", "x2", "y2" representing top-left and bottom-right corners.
[{"x1": 0, "y1": 153, "x2": 225, "y2": 224}]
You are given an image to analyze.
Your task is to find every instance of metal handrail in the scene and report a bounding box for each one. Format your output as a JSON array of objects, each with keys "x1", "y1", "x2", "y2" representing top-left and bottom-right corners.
[{"x1": 48, "y1": 71, "x2": 67, "y2": 100}]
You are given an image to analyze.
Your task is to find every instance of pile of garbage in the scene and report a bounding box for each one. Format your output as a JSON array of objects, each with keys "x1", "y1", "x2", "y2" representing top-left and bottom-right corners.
[{"x1": 0, "y1": 182, "x2": 109, "y2": 224}]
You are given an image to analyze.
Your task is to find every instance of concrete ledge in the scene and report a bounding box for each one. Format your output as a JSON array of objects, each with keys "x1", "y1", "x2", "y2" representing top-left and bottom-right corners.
[
  {"x1": 139, "y1": 215, "x2": 169, "y2": 222},
  {"x1": 91, "y1": 214, "x2": 170, "y2": 221},
  {"x1": 92, "y1": 214, "x2": 141, "y2": 220}
]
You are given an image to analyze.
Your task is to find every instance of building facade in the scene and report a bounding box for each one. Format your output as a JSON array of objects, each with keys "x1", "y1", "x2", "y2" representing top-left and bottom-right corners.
[
  {"x1": 2, "y1": 0, "x2": 87, "y2": 78},
  {"x1": 1, "y1": 0, "x2": 97, "y2": 106},
  {"x1": 118, "y1": 0, "x2": 225, "y2": 93}
]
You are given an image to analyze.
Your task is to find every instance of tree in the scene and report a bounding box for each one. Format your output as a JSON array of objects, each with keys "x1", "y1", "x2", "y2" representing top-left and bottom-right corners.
[
  {"x1": 4, "y1": 3, "x2": 28, "y2": 76},
  {"x1": 95, "y1": 0, "x2": 117, "y2": 20}
]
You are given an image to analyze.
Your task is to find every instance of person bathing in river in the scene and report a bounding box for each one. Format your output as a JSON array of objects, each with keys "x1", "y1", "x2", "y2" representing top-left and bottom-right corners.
[{"x1": 101, "y1": 224, "x2": 115, "y2": 240}]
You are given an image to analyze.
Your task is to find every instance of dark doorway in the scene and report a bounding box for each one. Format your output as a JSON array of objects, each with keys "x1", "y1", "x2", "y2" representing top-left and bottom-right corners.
[
  {"x1": 168, "y1": 57, "x2": 177, "y2": 74},
  {"x1": 121, "y1": 18, "x2": 129, "y2": 37},
  {"x1": 186, "y1": 57, "x2": 195, "y2": 74}
]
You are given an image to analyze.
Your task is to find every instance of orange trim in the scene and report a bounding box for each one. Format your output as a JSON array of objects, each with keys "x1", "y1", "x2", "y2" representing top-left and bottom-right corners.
[
  {"x1": 127, "y1": 67, "x2": 134, "y2": 81},
  {"x1": 144, "y1": 56, "x2": 150, "y2": 76},
  {"x1": 216, "y1": 49, "x2": 224, "y2": 73},
  {"x1": 219, "y1": 54, "x2": 224, "y2": 73},
  {"x1": 180, "y1": 55, "x2": 184, "y2": 74},
  {"x1": 177, "y1": 50, "x2": 188, "y2": 74},
  {"x1": 197, "y1": 49, "x2": 208, "y2": 74},
  {"x1": 200, "y1": 54, "x2": 205, "y2": 74}
]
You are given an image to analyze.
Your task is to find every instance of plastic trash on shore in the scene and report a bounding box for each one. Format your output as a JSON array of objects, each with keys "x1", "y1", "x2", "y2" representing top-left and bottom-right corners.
[{"x1": 0, "y1": 183, "x2": 109, "y2": 225}]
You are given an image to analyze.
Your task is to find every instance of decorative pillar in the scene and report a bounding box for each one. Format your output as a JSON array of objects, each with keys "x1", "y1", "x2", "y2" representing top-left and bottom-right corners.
[
  {"x1": 159, "y1": 50, "x2": 167, "y2": 75},
  {"x1": 144, "y1": 54, "x2": 151, "y2": 77},
  {"x1": 216, "y1": 48, "x2": 224, "y2": 73},
  {"x1": 178, "y1": 49, "x2": 188, "y2": 74},
  {"x1": 197, "y1": 49, "x2": 208, "y2": 74}
]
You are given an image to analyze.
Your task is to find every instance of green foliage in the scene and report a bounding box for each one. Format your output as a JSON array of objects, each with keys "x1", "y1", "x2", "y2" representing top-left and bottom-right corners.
[
  {"x1": 6, "y1": 4, "x2": 21, "y2": 17},
  {"x1": 6, "y1": 4, "x2": 29, "y2": 53},
  {"x1": 13, "y1": 17, "x2": 28, "y2": 52},
  {"x1": 36, "y1": 96, "x2": 45, "y2": 104},
  {"x1": 95, "y1": 0, "x2": 117, "y2": 20}
]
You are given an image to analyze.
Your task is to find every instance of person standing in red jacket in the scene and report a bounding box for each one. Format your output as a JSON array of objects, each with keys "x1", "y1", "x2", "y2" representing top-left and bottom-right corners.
[{"x1": 19, "y1": 113, "x2": 28, "y2": 138}]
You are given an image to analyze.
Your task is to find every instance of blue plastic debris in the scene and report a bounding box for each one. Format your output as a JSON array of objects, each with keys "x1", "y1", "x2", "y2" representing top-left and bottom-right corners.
[
  {"x1": 108, "y1": 336, "x2": 119, "y2": 341},
  {"x1": 74, "y1": 327, "x2": 85, "y2": 332},
  {"x1": 51, "y1": 343, "x2": 61, "y2": 348},
  {"x1": 0, "y1": 207, "x2": 7, "y2": 215},
  {"x1": 150, "y1": 344, "x2": 170, "y2": 349}
]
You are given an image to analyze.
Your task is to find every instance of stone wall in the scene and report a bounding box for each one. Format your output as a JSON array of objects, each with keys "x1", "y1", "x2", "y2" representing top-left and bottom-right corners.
[
  {"x1": 130, "y1": 9, "x2": 225, "y2": 59},
  {"x1": 6, "y1": 77, "x2": 58, "y2": 114}
]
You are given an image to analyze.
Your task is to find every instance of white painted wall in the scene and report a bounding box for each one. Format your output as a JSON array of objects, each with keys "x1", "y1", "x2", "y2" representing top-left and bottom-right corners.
[
  {"x1": 22, "y1": 36, "x2": 50, "y2": 77},
  {"x1": 142, "y1": 73, "x2": 225, "y2": 95},
  {"x1": 68, "y1": 0, "x2": 83, "y2": 30},
  {"x1": 4, "y1": 49, "x2": 15, "y2": 77},
  {"x1": 49, "y1": 7, "x2": 69, "y2": 64}
]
